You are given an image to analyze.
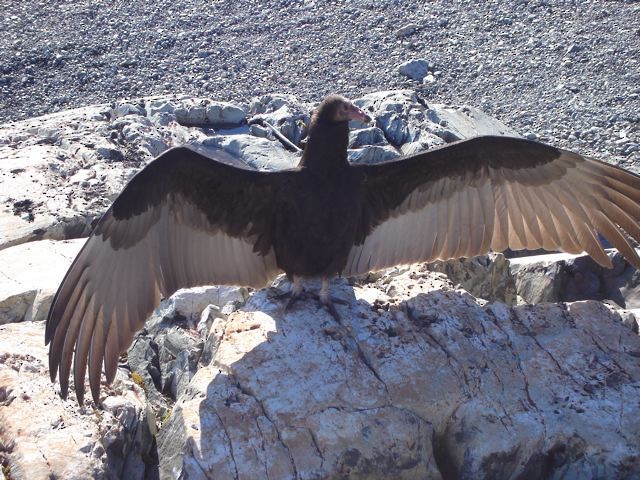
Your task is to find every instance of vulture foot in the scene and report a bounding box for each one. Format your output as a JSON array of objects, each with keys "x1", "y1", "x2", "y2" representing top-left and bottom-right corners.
[
  {"x1": 284, "y1": 290, "x2": 306, "y2": 311},
  {"x1": 274, "y1": 277, "x2": 348, "y2": 320},
  {"x1": 319, "y1": 296, "x2": 343, "y2": 321}
]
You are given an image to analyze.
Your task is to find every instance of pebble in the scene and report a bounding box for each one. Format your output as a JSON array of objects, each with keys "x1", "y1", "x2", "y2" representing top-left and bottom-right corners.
[
  {"x1": 423, "y1": 74, "x2": 437, "y2": 84},
  {"x1": 398, "y1": 59, "x2": 431, "y2": 81},
  {"x1": 567, "y1": 44, "x2": 581, "y2": 54},
  {"x1": 396, "y1": 23, "x2": 419, "y2": 38}
]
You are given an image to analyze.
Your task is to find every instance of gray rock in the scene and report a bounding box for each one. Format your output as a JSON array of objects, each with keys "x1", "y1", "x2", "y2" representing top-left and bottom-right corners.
[
  {"x1": 512, "y1": 256, "x2": 566, "y2": 303},
  {"x1": 428, "y1": 253, "x2": 517, "y2": 304},
  {"x1": 157, "y1": 327, "x2": 204, "y2": 400},
  {"x1": 198, "y1": 309, "x2": 228, "y2": 368},
  {"x1": 510, "y1": 250, "x2": 640, "y2": 307},
  {"x1": 146, "y1": 99, "x2": 177, "y2": 117},
  {"x1": 398, "y1": 59, "x2": 431, "y2": 81},
  {"x1": 619, "y1": 309, "x2": 639, "y2": 334},
  {"x1": 0, "y1": 321, "x2": 155, "y2": 480},
  {"x1": 396, "y1": 23, "x2": 419, "y2": 37},
  {"x1": 348, "y1": 145, "x2": 399, "y2": 164},
  {"x1": 376, "y1": 110, "x2": 413, "y2": 145},
  {"x1": 249, "y1": 94, "x2": 311, "y2": 147},
  {"x1": 567, "y1": 44, "x2": 581, "y2": 54},
  {"x1": 174, "y1": 99, "x2": 247, "y2": 128},
  {"x1": 202, "y1": 134, "x2": 299, "y2": 170},
  {"x1": 0, "y1": 238, "x2": 85, "y2": 324},
  {"x1": 167, "y1": 285, "x2": 249, "y2": 320},
  {"x1": 349, "y1": 126, "x2": 387, "y2": 148},
  {"x1": 249, "y1": 94, "x2": 306, "y2": 116},
  {"x1": 422, "y1": 73, "x2": 437, "y2": 84},
  {"x1": 155, "y1": 266, "x2": 640, "y2": 479},
  {"x1": 114, "y1": 102, "x2": 146, "y2": 117},
  {"x1": 95, "y1": 143, "x2": 125, "y2": 162},
  {"x1": 126, "y1": 284, "x2": 248, "y2": 418},
  {"x1": 357, "y1": 91, "x2": 518, "y2": 150}
]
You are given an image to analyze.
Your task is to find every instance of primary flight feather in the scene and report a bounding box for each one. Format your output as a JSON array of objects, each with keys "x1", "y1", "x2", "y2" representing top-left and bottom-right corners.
[{"x1": 46, "y1": 95, "x2": 640, "y2": 404}]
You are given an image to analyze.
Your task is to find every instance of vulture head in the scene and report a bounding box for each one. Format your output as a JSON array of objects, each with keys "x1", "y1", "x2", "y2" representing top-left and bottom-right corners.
[
  {"x1": 312, "y1": 95, "x2": 372, "y2": 124},
  {"x1": 303, "y1": 95, "x2": 371, "y2": 167}
]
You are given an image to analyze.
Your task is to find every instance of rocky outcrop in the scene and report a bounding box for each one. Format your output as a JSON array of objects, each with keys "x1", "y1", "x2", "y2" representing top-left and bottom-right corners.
[
  {"x1": 510, "y1": 250, "x2": 640, "y2": 309},
  {"x1": 0, "y1": 321, "x2": 154, "y2": 480},
  {"x1": 0, "y1": 239, "x2": 85, "y2": 324},
  {"x1": 153, "y1": 266, "x2": 640, "y2": 479},
  {"x1": 1, "y1": 91, "x2": 639, "y2": 479},
  {"x1": 427, "y1": 253, "x2": 517, "y2": 304},
  {"x1": 2, "y1": 263, "x2": 639, "y2": 479}
]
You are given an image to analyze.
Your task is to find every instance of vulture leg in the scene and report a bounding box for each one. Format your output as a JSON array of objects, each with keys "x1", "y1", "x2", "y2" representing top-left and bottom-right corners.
[
  {"x1": 275, "y1": 276, "x2": 305, "y2": 312},
  {"x1": 319, "y1": 278, "x2": 345, "y2": 321}
]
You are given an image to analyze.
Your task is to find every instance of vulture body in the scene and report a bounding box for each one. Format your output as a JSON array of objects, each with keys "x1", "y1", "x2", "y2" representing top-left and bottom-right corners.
[{"x1": 46, "y1": 95, "x2": 640, "y2": 404}]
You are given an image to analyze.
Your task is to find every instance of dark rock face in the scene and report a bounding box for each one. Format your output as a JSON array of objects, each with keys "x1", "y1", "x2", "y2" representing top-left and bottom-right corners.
[{"x1": 511, "y1": 250, "x2": 640, "y2": 308}]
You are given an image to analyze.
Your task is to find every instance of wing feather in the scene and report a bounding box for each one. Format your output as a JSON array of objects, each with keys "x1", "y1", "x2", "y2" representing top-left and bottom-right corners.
[
  {"x1": 522, "y1": 185, "x2": 560, "y2": 250},
  {"x1": 46, "y1": 147, "x2": 284, "y2": 403},
  {"x1": 345, "y1": 136, "x2": 640, "y2": 277},
  {"x1": 503, "y1": 182, "x2": 528, "y2": 250},
  {"x1": 434, "y1": 190, "x2": 450, "y2": 260},
  {"x1": 490, "y1": 181, "x2": 510, "y2": 253},
  {"x1": 477, "y1": 180, "x2": 495, "y2": 254},
  {"x1": 514, "y1": 183, "x2": 544, "y2": 246},
  {"x1": 464, "y1": 185, "x2": 482, "y2": 258}
]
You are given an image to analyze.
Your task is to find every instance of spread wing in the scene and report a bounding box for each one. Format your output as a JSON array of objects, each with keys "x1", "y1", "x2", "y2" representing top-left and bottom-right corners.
[
  {"x1": 46, "y1": 146, "x2": 287, "y2": 403},
  {"x1": 344, "y1": 136, "x2": 640, "y2": 276}
]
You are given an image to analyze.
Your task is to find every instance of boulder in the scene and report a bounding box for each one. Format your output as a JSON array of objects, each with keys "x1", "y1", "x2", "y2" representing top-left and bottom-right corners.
[
  {"x1": 173, "y1": 98, "x2": 247, "y2": 128},
  {"x1": 398, "y1": 59, "x2": 432, "y2": 81},
  {"x1": 202, "y1": 134, "x2": 299, "y2": 171},
  {"x1": 155, "y1": 266, "x2": 640, "y2": 479},
  {"x1": 510, "y1": 250, "x2": 640, "y2": 307},
  {"x1": 355, "y1": 90, "x2": 518, "y2": 148},
  {"x1": 249, "y1": 95, "x2": 311, "y2": 147},
  {"x1": 0, "y1": 321, "x2": 155, "y2": 480},
  {"x1": 127, "y1": 285, "x2": 248, "y2": 418},
  {"x1": 427, "y1": 253, "x2": 517, "y2": 304},
  {"x1": 0, "y1": 238, "x2": 85, "y2": 324},
  {"x1": 348, "y1": 126, "x2": 386, "y2": 148},
  {"x1": 1, "y1": 253, "x2": 639, "y2": 478},
  {"x1": 348, "y1": 144, "x2": 400, "y2": 164}
]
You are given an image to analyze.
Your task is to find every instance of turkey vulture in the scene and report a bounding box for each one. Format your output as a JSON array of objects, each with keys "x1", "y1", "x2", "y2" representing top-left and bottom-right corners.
[{"x1": 46, "y1": 94, "x2": 640, "y2": 404}]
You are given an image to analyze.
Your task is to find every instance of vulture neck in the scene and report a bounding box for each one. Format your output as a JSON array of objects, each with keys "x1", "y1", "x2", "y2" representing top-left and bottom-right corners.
[{"x1": 299, "y1": 120, "x2": 349, "y2": 174}]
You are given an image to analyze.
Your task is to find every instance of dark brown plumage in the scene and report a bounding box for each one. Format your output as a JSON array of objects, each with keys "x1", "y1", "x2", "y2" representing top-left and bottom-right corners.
[{"x1": 46, "y1": 94, "x2": 640, "y2": 404}]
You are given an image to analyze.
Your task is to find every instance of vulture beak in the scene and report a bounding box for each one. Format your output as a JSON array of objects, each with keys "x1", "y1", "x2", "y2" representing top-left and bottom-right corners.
[{"x1": 348, "y1": 103, "x2": 372, "y2": 124}]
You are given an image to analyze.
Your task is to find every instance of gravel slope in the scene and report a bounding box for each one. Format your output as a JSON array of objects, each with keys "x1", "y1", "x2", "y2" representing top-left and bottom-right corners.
[{"x1": 1, "y1": 0, "x2": 638, "y2": 163}]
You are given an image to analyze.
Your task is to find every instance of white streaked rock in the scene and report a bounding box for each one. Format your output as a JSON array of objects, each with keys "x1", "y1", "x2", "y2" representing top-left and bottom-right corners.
[{"x1": 0, "y1": 238, "x2": 85, "y2": 324}]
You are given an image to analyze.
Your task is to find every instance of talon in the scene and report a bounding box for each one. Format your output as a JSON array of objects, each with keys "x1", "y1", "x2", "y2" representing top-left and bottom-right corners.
[
  {"x1": 321, "y1": 297, "x2": 342, "y2": 321},
  {"x1": 320, "y1": 277, "x2": 343, "y2": 321},
  {"x1": 284, "y1": 291, "x2": 304, "y2": 311},
  {"x1": 278, "y1": 276, "x2": 303, "y2": 313}
]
